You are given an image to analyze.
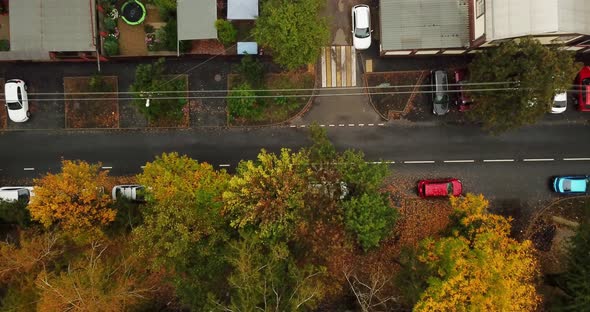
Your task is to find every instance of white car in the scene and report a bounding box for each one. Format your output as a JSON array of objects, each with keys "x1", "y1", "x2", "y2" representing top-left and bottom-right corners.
[
  {"x1": 0, "y1": 186, "x2": 34, "y2": 204},
  {"x1": 4, "y1": 79, "x2": 30, "y2": 122},
  {"x1": 112, "y1": 185, "x2": 146, "y2": 202},
  {"x1": 551, "y1": 91, "x2": 567, "y2": 114},
  {"x1": 352, "y1": 5, "x2": 372, "y2": 50}
]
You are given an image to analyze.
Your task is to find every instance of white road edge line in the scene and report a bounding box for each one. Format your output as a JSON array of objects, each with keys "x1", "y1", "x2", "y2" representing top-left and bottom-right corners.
[
  {"x1": 339, "y1": 124, "x2": 345, "y2": 127},
  {"x1": 483, "y1": 159, "x2": 514, "y2": 163},
  {"x1": 348, "y1": 124, "x2": 355, "y2": 126},
  {"x1": 368, "y1": 123, "x2": 374, "y2": 126},
  {"x1": 523, "y1": 158, "x2": 554, "y2": 162},
  {"x1": 404, "y1": 160, "x2": 435, "y2": 164},
  {"x1": 563, "y1": 157, "x2": 590, "y2": 161},
  {"x1": 329, "y1": 124, "x2": 335, "y2": 127},
  {"x1": 23, "y1": 168, "x2": 35, "y2": 171},
  {"x1": 219, "y1": 164, "x2": 231, "y2": 167},
  {"x1": 443, "y1": 160, "x2": 475, "y2": 163},
  {"x1": 358, "y1": 123, "x2": 365, "y2": 126},
  {"x1": 101, "y1": 166, "x2": 113, "y2": 169},
  {"x1": 378, "y1": 123, "x2": 385, "y2": 126}
]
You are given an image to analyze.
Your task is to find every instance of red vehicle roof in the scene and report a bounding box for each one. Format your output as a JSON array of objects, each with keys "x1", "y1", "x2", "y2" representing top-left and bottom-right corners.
[{"x1": 418, "y1": 179, "x2": 462, "y2": 198}]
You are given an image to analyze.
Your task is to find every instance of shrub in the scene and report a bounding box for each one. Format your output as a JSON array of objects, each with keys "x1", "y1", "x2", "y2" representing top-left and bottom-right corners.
[
  {"x1": 343, "y1": 192, "x2": 397, "y2": 250},
  {"x1": 215, "y1": 19, "x2": 237, "y2": 46},
  {"x1": 0, "y1": 40, "x2": 9, "y2": 51},
  {"x1": 88, "y1": 75, "x2": 114, "y2": 92},
  {"x1": 160, "y1": 19, "x2": 190, "y2": 52},
  {"x1": 104, "y1": 17, "x2": 117, "y2": 32},
  {"x1": 103, "y1": 37, "x2": 119, "y2": 56},
  {"x1": 237, "y1": 55, "x2": 264, "y2": 87},
  {"x1": 228, "y1": 82, "x2": 263, "y2": 120}
]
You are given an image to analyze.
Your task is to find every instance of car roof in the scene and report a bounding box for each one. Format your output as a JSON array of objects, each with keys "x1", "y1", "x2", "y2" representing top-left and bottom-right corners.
[
  {"x1": 4, "y1": 82, "x2": 19, "y2": 102},
  {"x1": 424, "y1": 181, "x2": 450, "y2": 196},
  {"x1": 354, "y1": 6, "x2": 370, "y2": 28},
  {"x1": 568, "y1": 178, "x2": 588, "y2": 192}
]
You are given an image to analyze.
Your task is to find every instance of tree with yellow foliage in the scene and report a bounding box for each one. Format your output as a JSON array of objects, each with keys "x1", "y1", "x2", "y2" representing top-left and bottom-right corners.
[
  {"x1": 28, "y1": 160, "x2": 115, "y2": 232},
  {"x1": 412, "y1": 194, "x2": 540, "y2": 311}
]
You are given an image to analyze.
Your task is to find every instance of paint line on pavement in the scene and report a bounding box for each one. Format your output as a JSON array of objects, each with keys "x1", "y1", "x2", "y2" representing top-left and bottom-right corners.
[
  {"x1": 101, "y1": 166, "x2": 113, "y2": 169},
  {"x1": 320, "y1": 124, "x2": 325, "y2": 127},
  {"x1": 368, "y1": 123, "x2": 374, "y2": 126},
  {"x1": 299, "y1": 125, "x2": 306, "y2": 128},
  {"x1": 378, "y1": 123, "x2": 385, "y2": 126},
  {"x1": 290, "y1": 125, "x2": 296, "y2": 128},
  {"x1": 219, "y1": 164, "x2": 231, "y2": 167},
  {"x1": 483, "y1": 159, "x2": 514, "y2": 163},
  {"x1": 329, "y1": 124, "x2": 335, "y2": 127},
  {"x1": 523, "y1": 158, "x2": 554, "y2": 162},
  {"x1": 563, "y1": 157, "x2": 590, "y2": 161},
  {"x1": 404, "y1": 160, "x2": 435, "y2": 164},
  {"x1": 358, "y1": 123, "x2": 365, "y2": 127},
  {"x1": 339, "y1": 124, "x2": 345, "y2": 127},
  {"x1": 23, "y1": 168, "x2": 35, "y2": 171},
  {"x1": 443, "y1": 160, "x2": 475, "y2": 163},
  {"x1": 140, "y1": 166, "x2": 146, "y2": 169},
  {"x1": 348, "y1": 124, "x2": 355, "y2": 127}
]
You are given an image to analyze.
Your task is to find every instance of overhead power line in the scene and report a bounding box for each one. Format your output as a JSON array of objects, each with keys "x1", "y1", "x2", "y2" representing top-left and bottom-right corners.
[{"x1": 19, "y1": 87, "x2": 526, "y2": 102}]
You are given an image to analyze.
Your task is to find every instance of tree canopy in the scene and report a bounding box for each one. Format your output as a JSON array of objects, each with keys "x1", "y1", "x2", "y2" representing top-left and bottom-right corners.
[
  {"x1": 411, "y1": 194, "x2": 540, "y2": 311},
  {"x1": 28, "y1": 160, "x2": 115, "y2": 232},
  {"x1": 253, "y1": 0, "x2": 330, "y2": 70},
  {"x1": 468, "y1": 37, "x2": 580, "y2": 132}
]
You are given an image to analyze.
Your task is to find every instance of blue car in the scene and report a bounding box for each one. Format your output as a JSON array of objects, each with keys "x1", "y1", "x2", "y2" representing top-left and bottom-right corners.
[{"x1": 552, "y1": 176, "x2": 589, "y2": 194}]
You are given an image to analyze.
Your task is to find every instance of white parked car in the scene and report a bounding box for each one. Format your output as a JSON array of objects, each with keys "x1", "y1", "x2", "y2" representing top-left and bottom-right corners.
[
  {"x1": 4, "y1": 79, "x2": 30, "y2": 122},
  {"x1": 112, "y1": 185, "x2": 146, "y2": 202},
  {"x1": 0, "y1": 186, "x2": 34, "y2": 204},
  {"x1": 551, "y1": 91, "x2": 567, "y2": 114},
  {"x1": 352, "y1": 5, "x2": 372, "y2": 50}
]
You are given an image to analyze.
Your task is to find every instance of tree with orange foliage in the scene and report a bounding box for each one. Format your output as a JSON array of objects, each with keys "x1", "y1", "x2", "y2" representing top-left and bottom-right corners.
[
  {"x1": 28, "y1": 160, "x2": 115, "y2": 232},
  {"x1": 412, "y1": 194, "x2": 541, "y2": 311}
]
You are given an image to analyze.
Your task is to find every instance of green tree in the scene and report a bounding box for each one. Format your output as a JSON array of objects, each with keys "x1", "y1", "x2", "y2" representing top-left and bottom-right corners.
[
  {"x1": 223, "y1": 148, "x2": 311, "y2": 243},
  {"x1": 468, "y1": 37, "x2": 580, "y2": 132},
  {"x1": 216, "y1": 238, "x2": 326, "y2": 311},
  {"x1": 0, "y1": 199, "x2": 32, "y2": 227},
  {"x1": 407, "y1": 194, "x2": 540, "y2": 311},
  {"x1": 343, "y1": 192, "x2": 397, "y2": 251},
  {"x1": 338, "y1": 150, "x2": 389, "y2": 195},
  {"x1": 215, "y1": 19, "x2": 238, "y2": 47},
  {"x1": 253, "y1": 0, "x2": 329, "y2": 70},
  {"x1": 134, "y1": 152, "x2": 229, "y2": 268},
  {"x1": 227, "y1": 82, "x2": 264, "y2": 120},
  {"x1": 129, "y1": 58, "x2": 187, "y2": 122},
  {"x1": 553, "y1": 221, "x2": 590, "y2": 311}
]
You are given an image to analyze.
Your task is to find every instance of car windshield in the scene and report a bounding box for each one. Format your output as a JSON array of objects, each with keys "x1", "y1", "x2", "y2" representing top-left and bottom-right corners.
[
  {"x1": 446, "y1": 182, "x2": 454, "y2": 194},
  {"x1": 354, "y1": 27, "x2": 370, "y2": 38},
  {"x1": 6, "y1": 101, "x2": 21, "y2": 110},
  {"x1": 553, "y1": 100, "x2": 567, "y2": 108},
  {"x1": 435, "y1": 93, "x2": 449, "y2": 103},
  {"x1": 583, "y1": 78, "x2": 590, "y2": 86},
  {"x1": 563, "y1": 180, "x2": 571, "y2": 191}
]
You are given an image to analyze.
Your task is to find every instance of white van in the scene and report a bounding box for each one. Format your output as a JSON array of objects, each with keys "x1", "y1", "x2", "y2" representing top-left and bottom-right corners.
[{"x1": 0, "y1": 186, "x2": 34, "y2": 204}]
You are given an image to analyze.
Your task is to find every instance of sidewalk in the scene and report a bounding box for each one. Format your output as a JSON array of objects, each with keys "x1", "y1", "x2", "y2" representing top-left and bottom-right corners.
[{"x1": 0, "y1": 56, "x2": 268, "y2": 129}]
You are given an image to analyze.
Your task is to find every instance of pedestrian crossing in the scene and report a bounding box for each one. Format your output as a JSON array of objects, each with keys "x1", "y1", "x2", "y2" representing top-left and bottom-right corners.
[{"x1": 321, "y1": 46, "x2": 357, "y2": 88}]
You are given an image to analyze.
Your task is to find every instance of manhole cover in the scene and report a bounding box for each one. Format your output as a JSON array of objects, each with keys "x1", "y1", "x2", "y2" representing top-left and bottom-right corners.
[{"x1": 214, "y1": 74, "x2": 222, "y2": 82}]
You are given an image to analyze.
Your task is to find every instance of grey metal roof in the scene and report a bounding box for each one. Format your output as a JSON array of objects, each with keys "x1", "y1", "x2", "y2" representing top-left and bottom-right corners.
[
  {"x1": 380, "y1": 0, "x2": 470, "y2": 51},
  {"x1": 487, "y1": 0, "x2": 590, "y2": 41},
  {"x1": 8, "y1": 0, "x2": 96, "y2": 53},
  {"x1": 228, "y1": 0, "x2": 258, "y2": 20},
  {"x1": 177, "y1": 0, "x2": 217, "y2": 40}
]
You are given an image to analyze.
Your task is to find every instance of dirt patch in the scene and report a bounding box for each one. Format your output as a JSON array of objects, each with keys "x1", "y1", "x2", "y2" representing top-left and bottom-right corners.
[
  {"x1": 64, "y1": 76, "x2": 119, "y2": 128},
  {"x1": 190, "y1": 39, "x2": 226, "y2": 55},
  {"x1": 228, "y1": 71, "x2": 315, "y2": 126},
  {"x1": 365, "y1": 71, "x2": 425, "y2": 119}
]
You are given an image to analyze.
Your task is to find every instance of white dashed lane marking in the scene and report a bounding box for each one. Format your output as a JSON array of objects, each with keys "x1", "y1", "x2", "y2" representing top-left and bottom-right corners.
[
  {"x1": 483, "y1": 159, "x2": 514, "y2": 163},
  {"x1": 23, "y1": 168, "x2": 35, "y2": 171},
  {"x1": 101, "y1": 166, "x2": 112, "y2": 169},
  {"x1": 219, "y1": 164, "x2": 231, "y2": 167},
  {"x1": 523, "y1": 158, "x2": 554, "y2": 162},
  {"x1": 563, "y1": 157, "x2": 590, "y2": 161},
  {"x1": 404, "y1": 160, "x2": 436, "y2": 164},
  {"x1": 443, "y1": 160, "x2": 475, "y2": 163}
]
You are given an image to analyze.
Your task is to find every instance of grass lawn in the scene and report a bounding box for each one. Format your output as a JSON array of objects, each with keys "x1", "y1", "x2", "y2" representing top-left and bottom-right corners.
[
  {"x1": 228, "y1": 71, "x2": 315, "y2": 126},
  {"x1": 365, "y1": 71, "x2": 425, "y2": 118},
  {"x1": 64, "y1": 76, "x2": 119, "y2": 128}
]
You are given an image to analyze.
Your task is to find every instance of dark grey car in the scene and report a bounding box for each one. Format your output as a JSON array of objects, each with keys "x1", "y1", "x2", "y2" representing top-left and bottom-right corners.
[{"x1": 431, "y1": 70, "x2": 450, "y2": 115}]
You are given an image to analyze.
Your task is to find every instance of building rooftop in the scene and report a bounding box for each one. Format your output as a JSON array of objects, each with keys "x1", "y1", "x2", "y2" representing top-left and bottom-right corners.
[{"x1": 380, "y1": 0, "x2": 470, "y2": 51}]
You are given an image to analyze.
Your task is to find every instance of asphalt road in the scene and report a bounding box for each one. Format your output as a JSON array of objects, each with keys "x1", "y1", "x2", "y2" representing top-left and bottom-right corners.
[{"x1": 1, "y1": 123, "x2": 589, "y2": 202}]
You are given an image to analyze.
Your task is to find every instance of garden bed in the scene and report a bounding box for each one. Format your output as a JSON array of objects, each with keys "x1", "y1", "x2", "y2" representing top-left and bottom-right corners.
[
  {"x1": 64, "y1": 76, "x2": 119, "y2": 128},
  {"x1": 365, "y1": 71, "x2": 425, "y2": 119},
  {"x1": 145, "y1": 75, "x2": 189, "y2": 128},
  {"x1": 227, "y1": 71, "x2": 315, "y2": 126}
]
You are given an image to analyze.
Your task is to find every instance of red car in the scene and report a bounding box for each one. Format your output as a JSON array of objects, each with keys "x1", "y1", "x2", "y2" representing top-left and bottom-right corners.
[
  {"x1": 417, "y1": 178, "x2": 462, "y2": 198},
  {"x1": 576, "y1": 66, "x2": 590, "y2": 112},
  {"x1": 453, "y1": 69, "x2": 473, "y2": 112}
]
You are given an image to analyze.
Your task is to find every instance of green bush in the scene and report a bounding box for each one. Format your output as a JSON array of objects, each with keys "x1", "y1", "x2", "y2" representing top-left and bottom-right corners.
[
  {"x1": 215, "y1": 19, "x2": 237, "y2": 46},
  {"x1": 238, "y1": 55, "x2": 264, "y2": 87},
  {"x1": 89, "y1": 75, "x2": 114, "y2": 92},
  {"x1": 0, "y1": 40, "x2": 9, "y2": 51},
  {"x1": 0, "y1": 199, "x2": 32, "y2": 228},
  {"x1": 343, "y1": 192, "x2": 397, "y2": 251},
  {"x1": 228, "y1": 82, "x2": 264, "y2": 120},
  {"x1": 103, "y1": 37, "x2": 119, "y2": 56},
  {"x1": 160, "y1": 19, "x2": 190, "y2": 52},
  {"x1": 129, "y1": 58, "x2": 188, "y2": 121},
  {"x1": 153, "y1": 0, "x2": 176, "y2": 21},
  {"x1": 104, "y1": 17, "x2": 117, "y2": 32}
]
